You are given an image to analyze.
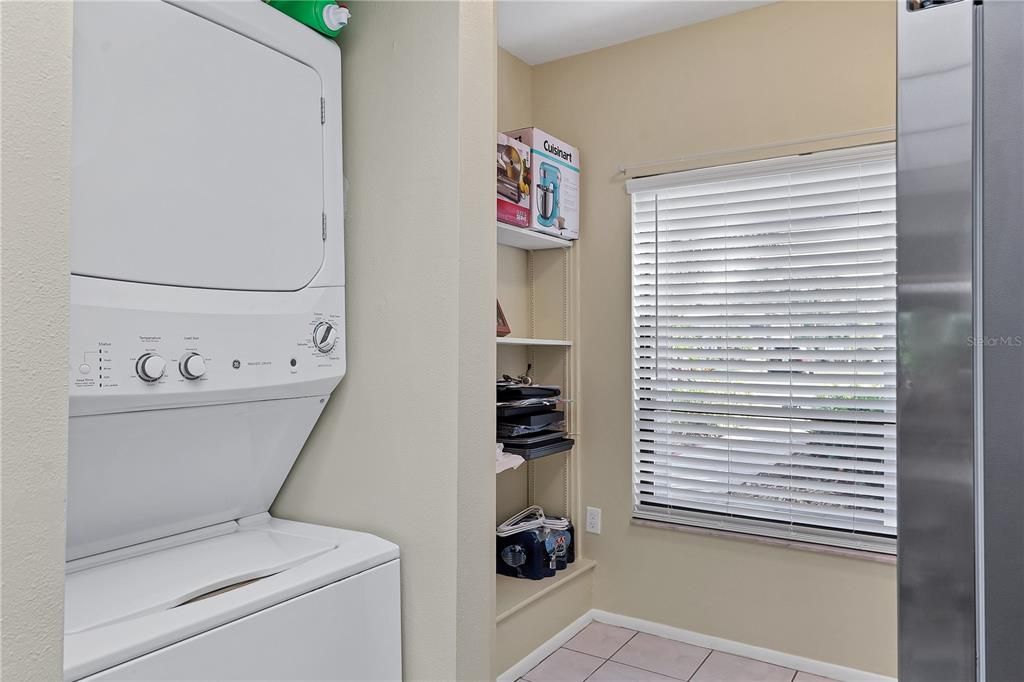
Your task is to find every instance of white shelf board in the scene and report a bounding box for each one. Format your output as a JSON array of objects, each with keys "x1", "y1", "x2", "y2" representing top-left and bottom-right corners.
[
  {"x1": 496, "y1": 558, "x2": 596, "y2": 623},
  {"x1": 496, "y1": 443, "x2": 572, "y2": 475},
  {"x1": 497, "y1": 222, "x2": 572, "y2": 251},
  {"x1": 497, "y1": 337, "x2": 572, "y2": 347}
]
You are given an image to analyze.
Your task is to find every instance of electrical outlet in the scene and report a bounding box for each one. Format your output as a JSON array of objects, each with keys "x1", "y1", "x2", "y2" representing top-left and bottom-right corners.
[{"x1": 585, "y1": 506, "x2": 602, "y2": 534}]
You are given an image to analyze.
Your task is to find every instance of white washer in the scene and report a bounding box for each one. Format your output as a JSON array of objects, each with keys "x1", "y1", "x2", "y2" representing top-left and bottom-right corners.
[{"x1": 66, "y1": 2, "x2": 401, "y2": 680}]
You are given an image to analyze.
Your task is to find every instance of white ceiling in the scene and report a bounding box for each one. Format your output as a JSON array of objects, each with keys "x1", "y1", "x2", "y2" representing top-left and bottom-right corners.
[{"x1": 498, "y1": 1, "x2": 775, "y2": 66}]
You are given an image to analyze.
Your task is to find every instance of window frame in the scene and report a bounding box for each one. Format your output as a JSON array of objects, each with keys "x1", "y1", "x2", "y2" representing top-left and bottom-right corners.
[{"x1": 627, "y1": 143, "x2": 897, "y2": 555}]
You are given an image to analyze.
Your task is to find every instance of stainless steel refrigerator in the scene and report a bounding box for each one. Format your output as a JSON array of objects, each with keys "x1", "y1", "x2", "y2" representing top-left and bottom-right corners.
[{"x1": 898, "y1": 1, "x2": 1024, "y2": 679}]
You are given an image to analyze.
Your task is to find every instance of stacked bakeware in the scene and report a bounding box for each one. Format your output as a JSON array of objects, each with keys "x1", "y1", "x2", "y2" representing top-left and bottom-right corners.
[{"x1": 496, "y1": 381, "x2": 573, "y2": 460}]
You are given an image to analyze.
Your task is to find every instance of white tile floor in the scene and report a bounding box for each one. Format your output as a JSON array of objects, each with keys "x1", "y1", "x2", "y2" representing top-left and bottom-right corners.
[{"x1": 520, "y1": 623, "x2": 838, "y2": 682}]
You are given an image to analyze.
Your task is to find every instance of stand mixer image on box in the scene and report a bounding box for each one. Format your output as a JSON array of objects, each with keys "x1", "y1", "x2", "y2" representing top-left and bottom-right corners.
[
  {"x1": 505, "y1": 127, "x2": 579, "y2": 240},
  {"x1": 536, "y1": 162, "x2": 562, "y2": 230}
]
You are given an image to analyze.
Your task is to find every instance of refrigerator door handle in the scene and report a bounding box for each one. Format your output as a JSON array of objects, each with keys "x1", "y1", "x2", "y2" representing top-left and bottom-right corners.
[{"x1": 897, "y1": 0, "x2": 978, "y2": 679}]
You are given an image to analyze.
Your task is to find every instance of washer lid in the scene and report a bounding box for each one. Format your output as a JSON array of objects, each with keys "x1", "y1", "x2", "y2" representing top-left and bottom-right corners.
[
  {"x1": 62, "y1": 516, "x2": 401, "y2": 682},
  {"x1": 65, "y1": 526, "x2": 334, "y2": 635},
  {"x1": 72, "y1": 0, "x2": 325, "y2": 292}
]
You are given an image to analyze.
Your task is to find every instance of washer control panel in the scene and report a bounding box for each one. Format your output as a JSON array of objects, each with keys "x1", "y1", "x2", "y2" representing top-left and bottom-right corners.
[{"x1": 69, "y1": 281, "x2": 345, "y2": 415}]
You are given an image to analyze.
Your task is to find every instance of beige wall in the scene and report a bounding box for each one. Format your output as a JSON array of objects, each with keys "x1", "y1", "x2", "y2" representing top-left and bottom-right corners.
[
  {"x1": 530, "y1": 2, "x2": 898, "y2": 675},
  {"x1": 274, "y1": 2, "x2": 495, "y2": 679},
  {"x1": 496, "y1": 49, "x2": 533, "y2": 524},
  {"x1": 455, "y1": 2, "x2": 498, "y2": 678},
  {"x1": 498, "y1": 48, "x2": 533, "y2": 133},
  {"x1": 0, "y1": 1, "x2": 74, "y2": 678},
  {"x1": 497, "y1": 47, "x2": 533, "y2": 342}
]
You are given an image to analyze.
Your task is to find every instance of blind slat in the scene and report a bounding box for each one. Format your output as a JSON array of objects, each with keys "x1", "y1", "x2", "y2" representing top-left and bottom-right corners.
[
  {"x1": 633, "y1": 396, "x2": 897, "y2": 415},
  {"x1": 636, "y1": 438, "x2": 895, "y2": 463},
  {"x1": 633, "y1": 447, "x2": 895, "y2": 474}
]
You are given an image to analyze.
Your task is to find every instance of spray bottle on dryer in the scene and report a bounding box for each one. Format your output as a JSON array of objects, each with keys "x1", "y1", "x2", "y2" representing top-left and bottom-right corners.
[{"x1": 267, "y1": 0, "x2": 350, "y2": 38}]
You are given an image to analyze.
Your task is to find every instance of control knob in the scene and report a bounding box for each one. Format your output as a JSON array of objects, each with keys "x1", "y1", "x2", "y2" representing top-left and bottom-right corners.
[
  {"x1": 179, "y1": 352, "x2": 207, "y2": 380},
  {"x1": 312, "y1": 321, "x2": 338, "y2": 354},
  {"x1": 136, "y1": 353, "x2": 166, "y2": 383}
]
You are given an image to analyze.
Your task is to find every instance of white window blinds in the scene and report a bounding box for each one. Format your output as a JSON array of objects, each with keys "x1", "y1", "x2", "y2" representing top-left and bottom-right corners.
[{"x1": 628, "y1": 144, "x2": 896, "y2": 553}]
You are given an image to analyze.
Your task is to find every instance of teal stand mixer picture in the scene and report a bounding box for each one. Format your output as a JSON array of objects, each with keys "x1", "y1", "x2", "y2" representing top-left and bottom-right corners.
[{"x1": 536, "y1": 162, "x2": 562, "y2": 229}]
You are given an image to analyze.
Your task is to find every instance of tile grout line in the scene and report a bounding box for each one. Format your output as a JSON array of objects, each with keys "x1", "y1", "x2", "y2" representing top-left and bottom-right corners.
[
  {"x1": 578, "y1": 633, "x2": 633, "y2": 682},
  {"x1": 578, "y1": 627, "x2": 640, "y2": 682},
  {"x1": 605, "y1": 630, "x2": 639, "y2": 660},
  {"x1": 526, "y1": 622, "x2": 620, "y2": 682},
  {"x1": 579, "y1": 653, "x2": 602, "y2": 682},
  {"x1": 688, "y1": 649, "x2": 806, "y2": 682},
  {"x1": 600, "y1": 656, "x2": 689, "y2": 680},
  {"x1": 562, "y1": 625, "x2": 638, "y2": 661},
  {"x1": 597, "y1": 635, "x2": 707, "y2": 681},
  {"x1": 583, "y1": 658, "x2": 685, "y2": 682},
  {"x1": 564, "y1": 624, "x2": 642, "y2": 681},
  {"x1": 522, "y1": 643, "x2": 575, "y2": 682},
  {"x1": 522, "y1": 619, "x2": 620, "y2": 681},
  {"x1": 685, "y1": 648, "x2": 715, "y2": 681},
  {"x1": 597, "y1": 630, "x2": 714, "y2": 682}
]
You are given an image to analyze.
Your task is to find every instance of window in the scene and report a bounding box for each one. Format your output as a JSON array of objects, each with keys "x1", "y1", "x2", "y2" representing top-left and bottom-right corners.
[{"x1": 628, "y1": 144, "x2": 896, "y2": 553}]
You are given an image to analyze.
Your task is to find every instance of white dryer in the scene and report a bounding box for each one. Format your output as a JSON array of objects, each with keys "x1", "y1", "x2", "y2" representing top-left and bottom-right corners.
[{"x1": 66, "y1": 2, "x2": 401, "y2": 680}]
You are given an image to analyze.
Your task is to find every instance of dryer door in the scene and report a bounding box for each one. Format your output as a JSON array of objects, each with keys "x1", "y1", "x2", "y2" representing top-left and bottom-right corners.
[{"x1": 72, "y1": 0, "x2": 325, "y2": 292}]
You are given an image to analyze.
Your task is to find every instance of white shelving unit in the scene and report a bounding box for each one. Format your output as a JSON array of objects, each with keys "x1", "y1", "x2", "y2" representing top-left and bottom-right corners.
[
  {"x1": 494, "y1": 215, "x2": 585, "y2": 647},
  {"x1": 497, "y1": 336, "x2": 572, "y2": 347},
  {"x1": 497, "y1": 222, "x2": 573, "y2": 251}
]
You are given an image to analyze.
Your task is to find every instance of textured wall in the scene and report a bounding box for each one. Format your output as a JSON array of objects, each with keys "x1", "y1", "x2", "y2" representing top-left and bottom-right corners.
[
  {"x1": 530, "y1": 2, "x2": 898, "y2": 675},
  {"x1": 274, "y1": 2, "x2": 496, "y2": 678},
  {"x1": 455, "y1": 2, "x2": 498, "y2": 679},
  {"x1": 0, "y1": 1, "x2": 74, "y2": 678}
]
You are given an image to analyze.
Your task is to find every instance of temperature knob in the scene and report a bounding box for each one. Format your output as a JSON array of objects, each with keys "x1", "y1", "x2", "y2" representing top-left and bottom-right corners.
[
  {"x1": 136, "y1": 353, "x2": 166, "y2": 383},
  {"x1": 312, "y1": 321, "x2": 338, "y2": 354},
  {"x1": 179, "y1": 352, "x2": 206, "y2": 380}
]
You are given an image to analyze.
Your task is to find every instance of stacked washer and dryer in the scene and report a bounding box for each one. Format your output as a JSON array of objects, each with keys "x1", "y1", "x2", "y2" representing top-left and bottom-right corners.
[{"x1": 65, "y1": 1, "x2": 401, "y2": 679}]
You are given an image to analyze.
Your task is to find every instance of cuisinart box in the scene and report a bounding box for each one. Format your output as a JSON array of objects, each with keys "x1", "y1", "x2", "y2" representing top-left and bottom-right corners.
[
  {"x1": 505, "y1": 128, "x2": 579, "y2": 240},
  {"x1": 497, "y1": 133, "x2": 531, "y2": 228}
]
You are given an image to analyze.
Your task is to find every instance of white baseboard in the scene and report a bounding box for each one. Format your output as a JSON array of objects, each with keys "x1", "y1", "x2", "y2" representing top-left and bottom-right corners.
[{"x1": 499, "y1": 608, "x2": 897, "y2": 682}]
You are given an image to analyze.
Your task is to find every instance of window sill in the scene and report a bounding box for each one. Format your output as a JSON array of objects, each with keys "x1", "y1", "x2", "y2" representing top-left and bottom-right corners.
[{"x1": 631, "y1": 517, "x2": 897, "y2": 566}]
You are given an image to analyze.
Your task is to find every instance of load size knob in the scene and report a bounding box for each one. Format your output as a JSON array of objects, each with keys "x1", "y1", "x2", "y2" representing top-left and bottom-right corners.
[
  {"x1": 179, "y1": 352, "x2": 206, "y2": 380},
  {"x1": 312, "y1": 321, "x2": 338, "y2": 354},
  {"x1": 136, "y1": 353, "x2": 166, "y2": 383}
]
